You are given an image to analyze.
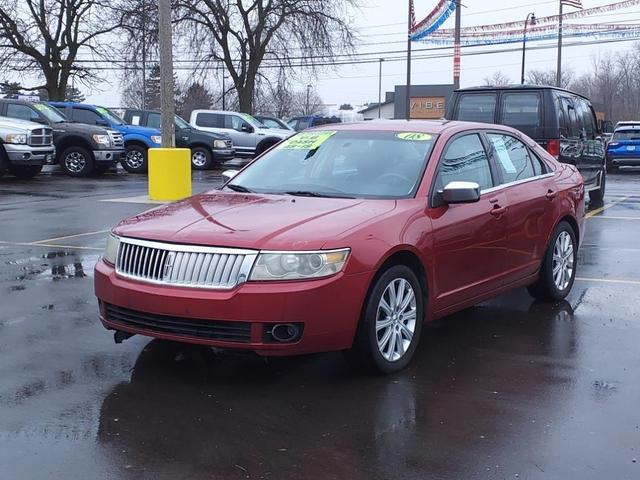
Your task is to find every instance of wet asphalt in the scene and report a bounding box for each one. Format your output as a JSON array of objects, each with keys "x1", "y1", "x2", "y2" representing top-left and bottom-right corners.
[{"x1": 1, "y1": 166, "x2": 639, "y2": 480}]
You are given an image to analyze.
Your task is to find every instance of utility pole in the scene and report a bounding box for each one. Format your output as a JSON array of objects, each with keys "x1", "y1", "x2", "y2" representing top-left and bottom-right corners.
[
  {"x1": 378, "y1": 58, "x2": 384, "y2": 119},
  {"x1": 158, "y1": 0, "x2": 175, "y2": 147},
  {"x1": 306, "y1": 84, "x2": 311, "y2": 115},
  {"x1": 406, "y1": 0, "x2": 412, "y2": 120},
  {"x1": 221, "y1": 68, "x2": 226, "y2": 110},
  {"x1": 521, "y1": 13, "x2": 536, "y2": 84},
  {"x1": 556, "y1": 1, "x2": 563, "y2": 87},
  {"x1": 453, "y1": 0, "x2": 461, "y2": 89},
  {"x1": 141, "y1": 0, "x2": 147, "y2": 109}
]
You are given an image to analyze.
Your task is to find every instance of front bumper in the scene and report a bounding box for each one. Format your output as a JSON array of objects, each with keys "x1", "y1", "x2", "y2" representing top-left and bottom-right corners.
[
  {"x1": 4, "y1": 144, "x2": 55, "y2": 165},
  {"x1": 212, "y1": 148, "x2": 235, "y2": 162},
  {"x1": 94, "y1": 148, "x2": 126, "y2": 163},
  {"x1": 94, "y1": 259, "x2": 371, "y2": 355}
]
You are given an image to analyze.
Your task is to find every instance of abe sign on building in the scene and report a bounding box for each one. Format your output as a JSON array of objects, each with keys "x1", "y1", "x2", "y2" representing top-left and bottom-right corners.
[{"x1": 410, "y1": 97, "x2": 446, "y2": 119}]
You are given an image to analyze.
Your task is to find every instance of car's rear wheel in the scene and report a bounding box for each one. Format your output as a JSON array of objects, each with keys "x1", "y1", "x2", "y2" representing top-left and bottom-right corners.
[
  {"x1": 122, "y1": 145, "x2": 148, "y2": 173},
  {"x1": 589, "y1": 169, "x2": 606, "y2": 204},
  {"x1": 528, "y1": 221, "x2": 577, "y2": 301},
  {"x1": 60, "y1": 146, "x2": 94, "y2": 177},
  {"x1": 191, "y1": 147, "x2": 213, "y2": 170},
  {"x1": 8, "y1": 164, "x2": 43, "y2": 179},
  {"x1": 344, "y1": 265, "x2": 423, "y2": 374}
]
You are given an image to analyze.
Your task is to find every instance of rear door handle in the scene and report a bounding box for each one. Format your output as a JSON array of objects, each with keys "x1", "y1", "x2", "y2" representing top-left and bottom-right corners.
[
  {"x1": 490, "y1": 205, "x2": 507, "y2": 217},
  {"x1": 546, "y1": 189, "x2": 558, "y2": 200}
]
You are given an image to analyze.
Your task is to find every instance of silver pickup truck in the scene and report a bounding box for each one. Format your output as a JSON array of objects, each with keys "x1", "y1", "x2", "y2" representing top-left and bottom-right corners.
[{"x1": 0, "y1": 116, "x2": 55, "y2": 179}]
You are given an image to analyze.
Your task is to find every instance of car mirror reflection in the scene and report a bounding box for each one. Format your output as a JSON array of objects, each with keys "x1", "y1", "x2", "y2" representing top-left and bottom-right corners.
[{"x1": 442, "y1": 181, "x2": 481, "y2": 204}]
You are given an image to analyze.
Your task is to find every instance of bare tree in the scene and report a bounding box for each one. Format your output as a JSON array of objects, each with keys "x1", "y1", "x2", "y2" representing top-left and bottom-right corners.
[
  {"x1": 178, "y1": 81, "x2": 215, "y2": 119},
  {"x1": 174, "y1": 0, "x2": 358, "y2": 113},
  {"x1": 526, "y1": 68, "x2": 575, "y2": 89},
  {"x1": 483, "y1": 71, "x2": 511, "y2": 87},
  {"x1": 0, "y1": 0, "x2": 123, "y2": 100}
]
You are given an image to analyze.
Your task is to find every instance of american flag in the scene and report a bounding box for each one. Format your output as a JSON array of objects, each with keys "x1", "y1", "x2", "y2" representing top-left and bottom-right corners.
[{"x1": 561, "y1": 0, "x2": 583, "y2": 9}]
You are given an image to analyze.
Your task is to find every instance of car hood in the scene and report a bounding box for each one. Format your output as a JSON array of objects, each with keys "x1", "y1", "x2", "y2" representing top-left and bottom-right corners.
[
  {"x1": 113, "y1": 192, "x2": 396, "y2": 251},
  {"x1": 258, "y1": 127, "x2": 295, "y2": 139},
  {"x1": 54, "y1": 122, "x2": 112, "y2": 135},
  {"x1": 118, "y1": 124, "x2": 160, "y2": 136},
  {"x1": 0, "y1": 116, "x2": 42, "y2": 131}
]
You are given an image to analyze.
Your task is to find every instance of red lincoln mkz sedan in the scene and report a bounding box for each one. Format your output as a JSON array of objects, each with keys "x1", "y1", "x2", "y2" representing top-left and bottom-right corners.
[{"x1": 95, "y1": 120, "x2": 585, "y2": 373}]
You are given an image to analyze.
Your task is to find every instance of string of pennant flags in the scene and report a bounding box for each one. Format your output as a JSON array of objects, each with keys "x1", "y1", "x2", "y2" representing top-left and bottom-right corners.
[{"x1": 409, "y1": 0, "x2": 640, "y2": 45}]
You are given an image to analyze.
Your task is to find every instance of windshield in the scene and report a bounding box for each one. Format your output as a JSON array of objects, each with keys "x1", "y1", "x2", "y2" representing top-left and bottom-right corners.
[
  {"x1": 613, "y1": 130, "x2": 640, "y2": 141},
  {"x1": 239, "y1": 112, "x2": 266, "y2": 128},
  {"x1": 175, "y1": 115, "x2": 190, "y2": 129},
  {"x1": 96, "y1": 106, "x2": 125, "y2": 125},
  {"x1": 227, "y1": 130, "x2": 436, "y2": 199},
  {"x1": 33, "y1": 103, "x2": 67, "y2": 123}
]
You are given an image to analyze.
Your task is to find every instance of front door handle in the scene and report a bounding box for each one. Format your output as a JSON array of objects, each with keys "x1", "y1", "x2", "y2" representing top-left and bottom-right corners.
[
  {"x1": 490, "y1": 205, "x2": 507, "y2": 217},
  {"x1": 546, "y1": 189, "x2": 559, "y2": 200}
]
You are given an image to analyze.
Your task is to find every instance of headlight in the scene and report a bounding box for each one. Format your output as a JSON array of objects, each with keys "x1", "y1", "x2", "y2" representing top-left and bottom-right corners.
[
  {"x1": 249, "y1": 249, "x2": 349, "y2": 281},
  {"x1": 92, "y1": 134, "x2": 111, "y2": 147},
  {"x1": 151, "y1": 135, "x2": 162, "y2": 144},
  {"x1": 5, "y1": 133, "x2": 27, "y2": 144},
  {"x1": 213, "y1": 139, "x2": 228, "y2": 149},
  {"x1": 104, "y1": 233, "x2": 120, "y2": 265}
]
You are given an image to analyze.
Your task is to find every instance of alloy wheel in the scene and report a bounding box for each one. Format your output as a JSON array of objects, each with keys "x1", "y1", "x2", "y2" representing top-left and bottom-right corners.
[
  {"x1": 376, "y1": 278, "x2": 417, "y2": 362},
  {"x1": 552, "y1": 231, "x2": 575, "y2": 291},
  {"x1": 64, "y1": 151, "x2": 86, "y2": 174},
  {"x1": 126, "y1": 150, "x2": 144, "y2": 169},
  {"x1": 192, "y1": 151, "x2": 208, "y2": 167}
]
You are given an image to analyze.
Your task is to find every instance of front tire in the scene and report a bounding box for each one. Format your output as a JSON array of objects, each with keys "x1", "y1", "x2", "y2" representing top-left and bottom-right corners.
[
  {"x1": 122, "y1": 145, "x2": 148, "y2": 173},
  {"x1": 528, "y1": 221, "x2": 577, "y2": 301},
  {"x1": 191, "y1": 147, "x2": 213, "y2": 170},
  {"x1": 8, "y1": 164, "x2": 42, "y2": 179},
  {"x1": 60, "y1": 146, "x2": 94, "y2": 177},
  {"x1": 344, "y1": 265, "x2": 424, "y2": 374}
]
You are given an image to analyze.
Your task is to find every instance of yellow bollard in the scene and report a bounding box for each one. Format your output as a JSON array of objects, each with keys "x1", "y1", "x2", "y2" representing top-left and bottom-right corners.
[{"x1": 148, "y1": 148, "x2": 192, "y2": 201}]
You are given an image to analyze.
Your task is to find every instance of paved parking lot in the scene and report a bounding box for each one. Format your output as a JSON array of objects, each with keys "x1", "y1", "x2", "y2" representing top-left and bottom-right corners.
[{"x1": 1, "y1": 168, "x2": 640, "y2": 480}]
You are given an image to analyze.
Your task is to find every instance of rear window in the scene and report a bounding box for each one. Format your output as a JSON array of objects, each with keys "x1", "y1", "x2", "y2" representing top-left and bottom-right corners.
[
  {"x1": 501, "y1": 93, "x2": 541, "y2": 127},
  {"x1": 195, "y1": 112, "x2": 222, "y2": 128},
  {"x1": 456, "y1": 93, "x2": 497, "y2": 123},
  {"x1": 613, "y1": 130, "x2": 640, "y2": 141}
]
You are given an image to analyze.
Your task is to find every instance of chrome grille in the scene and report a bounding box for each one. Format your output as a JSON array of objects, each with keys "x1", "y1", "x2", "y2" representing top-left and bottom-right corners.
[
  {"x1": 29, "y1": 127, "x2": 53, "y2": 146},
  {"x1": 108, "y1": 130, "x2": 124, "y2": 148},
  {"x1": 115, "y1": 237, "x2": 257, "y2": 289}
]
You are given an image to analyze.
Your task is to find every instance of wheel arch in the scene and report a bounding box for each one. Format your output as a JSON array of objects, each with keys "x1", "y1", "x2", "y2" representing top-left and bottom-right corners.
[
  {"x1": 124, "y1": 139, "x2": 149, "y2": 150},
  {"x1": 556, "y1": 214, "x2": 580, "y2": 246},
  {"x1": 256, "y1": 136, "x2": 283, "y2": 155},
  {"x1": 56, "y1": 136, "x2": 94, "y2": 158}
]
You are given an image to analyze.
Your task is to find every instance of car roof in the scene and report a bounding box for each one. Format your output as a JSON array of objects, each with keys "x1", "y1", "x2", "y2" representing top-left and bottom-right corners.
[
  {"x1": 311, "y1": 119, "x2": 521, "y2": 136},
  {"x1": 455, "y1": 84, "x2": 591, "y2": 101}
]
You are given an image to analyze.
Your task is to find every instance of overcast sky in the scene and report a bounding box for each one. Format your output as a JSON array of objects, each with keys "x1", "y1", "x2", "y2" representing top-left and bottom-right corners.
[{"x1": 78, "y1": 0, "x2": 640, "y2": 110}]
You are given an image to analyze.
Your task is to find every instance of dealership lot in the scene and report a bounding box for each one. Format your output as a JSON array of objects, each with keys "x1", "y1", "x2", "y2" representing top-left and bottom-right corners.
[{"x1": 1, "y1": 169, "x2": 640, "y2": 479}]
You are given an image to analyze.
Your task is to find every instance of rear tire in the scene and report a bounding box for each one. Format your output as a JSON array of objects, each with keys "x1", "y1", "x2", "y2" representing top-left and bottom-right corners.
[
  {"x1": 344, "y1": 265, "x2": 424, "y2": 374},
  {"x1": 191, "y1": 147, "x2": 213, "y2": 170},
  {"x1": 527, "y1": 221, "x2": 577, "y2": 301},
  {"x1": 8, "y1": 164, "x2": 42, "y2": 179},
  {"x1": 589, "y1": 169, "x2": 606, "y2": 204},
  {"x1": 122, "y1": 144, "x2": 148, "y2": 173},
  {"x1": 60, "y1": 146, "x2": 94, "y2": 177}
]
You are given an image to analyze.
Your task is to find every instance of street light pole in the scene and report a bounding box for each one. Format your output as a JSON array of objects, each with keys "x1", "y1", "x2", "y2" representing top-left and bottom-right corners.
[
  {"x1": 378, "y1": 58, "x2": 384, "y2": 119},
  {"x1": 556, "y1": 1, "x2": 564, "y2": 87},
  {"x1": 521, "y1": 12, "x2": 536, "y2": 84},
  {"x1": 306, "y1": 84, "x2": 311, "y2": 115},
  {"x1": 158, "y1": 0, "x2": 175, "y2": 147}
]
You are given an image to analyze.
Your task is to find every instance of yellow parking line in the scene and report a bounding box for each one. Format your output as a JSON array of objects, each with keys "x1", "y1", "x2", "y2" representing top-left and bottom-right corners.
[
  {"x1": 0, "y1": 240, "x2": 102, "y2": 251},
  {"x1": 576, "y1": 277, "x2": 640, "y2": 286},
  {"x1": 31, "y1": 229, "x2": 110, "y2": 244},
  {"x1": 586, "y1": 196, "x2": 631, "y2": 218}
]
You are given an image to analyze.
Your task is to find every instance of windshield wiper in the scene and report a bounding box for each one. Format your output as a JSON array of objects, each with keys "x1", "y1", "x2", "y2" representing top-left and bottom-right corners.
[
  {"x1": 284, "y1": 190, "x2": 355, "y2": 199},
  {"x1": 226, "y1": 184, "x2": 254, "y2": 193}
]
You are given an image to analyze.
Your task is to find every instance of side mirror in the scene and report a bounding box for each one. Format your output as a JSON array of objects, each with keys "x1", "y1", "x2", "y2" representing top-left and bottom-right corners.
[
  {"x1": 96, "y1": 118, "x2": 109, "y2": 127},
  {"x1": 222, "y1": 170, "x2": 239, "y2": 183},
  {"x1": 442, "y1": 181, "x2": 481, "y2": 204},
  {"x1": 240, "y1": 123, "x2": 254, "y2": 133}
]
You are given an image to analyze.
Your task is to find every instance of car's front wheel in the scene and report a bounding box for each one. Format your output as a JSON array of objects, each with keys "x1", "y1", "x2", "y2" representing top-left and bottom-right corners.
[
  {"x1": 344, "y1": 265, "x2": 424, "y2": 374},
  {"x1": 528, "y1": 221, "x2": 577, "y2": 301},
  {"x1": 60, "y1": 146, "x2": 94, "y2": 177},
  {"x1": 191, "y1": 147, "x2": 213, "y2": 170},
  {"x1": 122, "y1": 145, "x2": 148, "y2": 173}
]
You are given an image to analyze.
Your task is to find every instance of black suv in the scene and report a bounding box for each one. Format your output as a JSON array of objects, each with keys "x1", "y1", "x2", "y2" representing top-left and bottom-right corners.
[
  {"x1": 121, "y1": 109, "x2": 235, "y2": 170},
  {"x1": 0, "y1": 99, "x2": 125, "y2": 177},
  {"x1": 445, "y1": 85, "x2": 607, "y2": 203}
]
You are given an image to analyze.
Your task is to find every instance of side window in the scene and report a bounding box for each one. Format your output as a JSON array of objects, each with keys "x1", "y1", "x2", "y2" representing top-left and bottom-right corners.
[
  {"x1": 577, "y1": 100, "x2": 596, "y2": 137},
  {"x1": 487, "y1": 133, "x2": 535, "y2": 183},
  {"x1": 435, "y1": 134, "x2": 494, "y2": 193},
  {"x1": 195, "y1": 112, "x2": 221, "y2": 128},
  {"x1": 530, "y1": 151, "x2": 547, "y2": 176},
  {"x1": 501, "y1": 93, "x2": 541, "y2": 127},
  {"x1": 297, "y1": 118, "x2": 312, "y2": 130},
  {"x1": 455, "y1": 93, "x2": 497, "y2": 123},
  {"x1": 561, "y1": 98, "x2": 580, "y2": 137},
  {"x1": 147, "y1": 113, "x2": 161, "y2": 129},
  {"x1": 71, "y1": 108, "x2": 102, "y2": 124},
  {"x1": 6, "y1": 104, "x2": 40, "y2": 122}
]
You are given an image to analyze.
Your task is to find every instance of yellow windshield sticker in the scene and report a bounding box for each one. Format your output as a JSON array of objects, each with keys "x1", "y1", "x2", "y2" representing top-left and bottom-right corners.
[
  {"x1": 96, "y1": 107, "x2": 109, "y2": 115},
  {"x1": 396, "y1": 132, "x2": 433, "y2": 141},
  {"x1": 33, "y1": 103, "x2": 46, "y2": 111},
  {"x1": 278, "y1": 131, "x2": 337, "y2": 150}
]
